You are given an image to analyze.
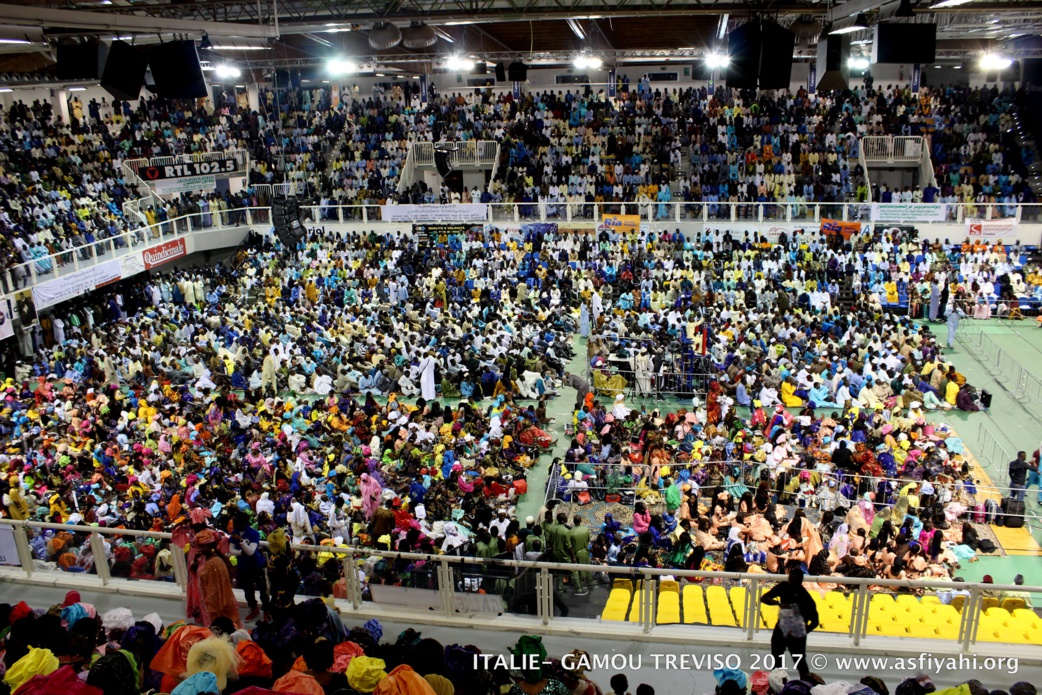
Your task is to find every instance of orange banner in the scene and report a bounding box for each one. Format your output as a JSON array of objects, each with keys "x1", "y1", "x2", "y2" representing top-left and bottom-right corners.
[{"x1": 820, "y1": 218, "x2": 861, "y2": 240}]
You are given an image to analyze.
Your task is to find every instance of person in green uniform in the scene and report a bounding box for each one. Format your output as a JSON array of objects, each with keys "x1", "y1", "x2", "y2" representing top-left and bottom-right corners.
[{"x1": 569, "y1": 514, "x2": 592, "y2": 595}]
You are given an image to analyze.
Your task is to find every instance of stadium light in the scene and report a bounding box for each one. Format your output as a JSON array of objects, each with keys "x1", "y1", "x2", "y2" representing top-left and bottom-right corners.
[
  {"x1": 215, "y1": 65, "x2": 241, "y2": 79},
  {"x1": 446, "y1": 55, "x2": 475, "y2": 71},
  {"x1": 574, "y1": 54, "x2": 603, "y2": 69},
  {"x1": 980, "y1": 53, "x2": 1013, "y2": 71},
  {"x1": 327, "y1": 58, "x2": 357, "y2": 75},
  {"x1": 848, "y1": 57, "x2": 870, "y2": 70},
  {"x1": 705, "y1": 53, "x2": 729, "y2": 69}
]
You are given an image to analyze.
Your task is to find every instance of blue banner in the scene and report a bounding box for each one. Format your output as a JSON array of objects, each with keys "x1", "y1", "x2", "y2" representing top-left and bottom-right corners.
[
  {"x1": 707, "y1": 75, "x2": 714, "y2": 96},
  {"x1": 608, "y1": 67, "x2": 616, "y2": 98},
  {"x1": 512, "y1": 81, "x2": 522, "y2": 99},
  {"x1": 420, "y1": 74, "x2": 428, "y2": 104},
  {"x1": 809, "y1": 62, "x2": 817, "y2": 95},
  {"x1": 911, "y1": 63, "x2": 921, "y2": 94}
]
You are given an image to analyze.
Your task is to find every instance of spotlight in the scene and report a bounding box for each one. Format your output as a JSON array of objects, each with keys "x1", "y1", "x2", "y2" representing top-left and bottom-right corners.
[
  {"x1": 705, "y1": 53, "x2": 729, "y2": 69},
  {"x1": 980, "y1": 53, "x2": 1012, "y2": 71},
  {"x1": 446, "y1": 55, "x2": 475, "y2": 71},
  {"x1": 830, "y1": 13, "x2": 869, "y2": 35},
  {"x1": 199, "y1": 32, "x2": 213, "y2": 50},
  {"x1": 327, "y1": 58, "x2": 357, "y2": 75},
  {"x1": 574, "y1": 54, "x2": 603, "y2": 69},
  {"x1": 215, "y1": 65, "x2": 241, "y2": 79},
  {"x1": 848, "y1": 57, "x2": 870, "y2": 70}
]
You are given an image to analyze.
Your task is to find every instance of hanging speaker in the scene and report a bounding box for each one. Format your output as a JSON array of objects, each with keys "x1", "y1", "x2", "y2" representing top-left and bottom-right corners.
[
  {"x1": 102, "y1": 41, "x2": 148, "y2": 101},
  {"x1": 495, "y1": 62, "x2": 506, "y2": 81},
  {"x1": 508, "y1": 61, "x2": 528, "y2": 81},
  {"x1": 434, "y1": 150, "x2": 452, "y2": 177}
]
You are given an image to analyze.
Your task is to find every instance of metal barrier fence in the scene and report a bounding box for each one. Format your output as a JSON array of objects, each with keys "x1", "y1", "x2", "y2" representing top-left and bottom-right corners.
[
  {"x1": 957, "y1": 323, "x2": 1042, "y2": 411},
  {"x1": 409, "y1": 140, "x2": 500, "y2": 168},
  {"x1": 0, "y1": 207, "x2": 259, "y2": 298},
  {"x1": 0, "y1": 518, "x2": 1037, "y2": 652},
  {"x1": 862, "y1": 136, "x2": 924, "y2": 163}
]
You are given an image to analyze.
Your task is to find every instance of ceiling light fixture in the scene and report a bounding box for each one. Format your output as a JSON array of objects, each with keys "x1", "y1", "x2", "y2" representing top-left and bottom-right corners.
[
  {"x1": 327, "y1": 58, "x2": 357, "y2": 75},
  {"x1": 574, "y1": 54, "x2": 603, "y2": 69},
  {"x1": 980, "y1": 53, "x2": 1013, "y2": 70},
  {"x1": 931, "y1": 0, "x2": 974, "y2": 7},
  {"x1": 445, "y1": 55, "x2": 475, "y2": 71},
  {"x1": 705, "y1": 52, "x2": 729, "y2": 69},
  {"x1": 434, "y1": 27, "x2": 455, "y2": 43},
  {"x1": 198, "y1": 32, "x2": 213, "y2": 50},
  {"x1": 215, "y1": 65, "x2": 242, "y2": 79}
]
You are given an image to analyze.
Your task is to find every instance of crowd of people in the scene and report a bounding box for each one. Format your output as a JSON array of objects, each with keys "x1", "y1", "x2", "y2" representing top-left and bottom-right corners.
[{"x1": 1, "y1": 597, "x2": 1036, "y2": 695}]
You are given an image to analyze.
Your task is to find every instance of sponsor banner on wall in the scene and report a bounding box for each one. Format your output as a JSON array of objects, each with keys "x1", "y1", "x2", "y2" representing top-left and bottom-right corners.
[
  {"x1": 412, "y1": 223, "x2": 484, "y2": 237},
  {"x1": 143, "y1": 237, "x2": 190, "y2": 269},
  {"x1": 380, "y1": 204, "x2": 487, "y2": 223},
  {"x1": 521, "y1": 222, "x2": 558, "y2": 236},
  {"x1": 141, "y1": 159, "x2": 238, "y2": 180},
  {"x1": 32, "y1": 259, "x2": 122, "y2": 311},
  {"x1": 0, "y1": 525, "x2": 18, "y2": 565},
  {"x1": 870, "y1": 203, "x2": 947, "y2": 222},
  {"x1": 600, "y1": 214, "x2": 641, "y2": 233},
  {"x1": 119, "y1": 251, "x2": 146, "y2": 277},
  {"x1": 821, "y1": 218, "x2": 863, "y2": 240},
  {"x1": 966, "y1": 218, "x2": 1016, "y2": 238},
  {"x1": 154, "y1": 174, "x2": 217, "y2": 195},
  {"x1": 0, "y1": 299, "x2": 13, "y2": 341}
]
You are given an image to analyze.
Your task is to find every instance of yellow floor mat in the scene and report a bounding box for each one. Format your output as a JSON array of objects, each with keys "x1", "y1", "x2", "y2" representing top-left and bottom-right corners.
[{"x1": 989, "y1": 525, "x2": 1042, "y2": 555}]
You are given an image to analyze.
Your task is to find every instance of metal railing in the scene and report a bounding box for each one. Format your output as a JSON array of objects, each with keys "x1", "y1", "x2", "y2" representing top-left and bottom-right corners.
[
  {"x1": 862, "y1": 136, "x2": 926, "y2": 163},
  {"x1": 958, "y1": 322, "x2": 1042, "y2": 411},
  {"x1": 1, "y1": 518, "x2": 1038, "y2": 652},
  {"x1": 0, "y1": 207, "x2": 258, "y2": 298},
  {"x1": 409, "y1": 140, "x2": 500, "y2": 168}
]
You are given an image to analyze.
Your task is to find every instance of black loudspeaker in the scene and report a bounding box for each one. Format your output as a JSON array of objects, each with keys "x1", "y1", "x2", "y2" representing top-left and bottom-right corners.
[
  {"x1": 434, "y1": 150, "x2": 452, "y2": 177},
  {"x1": 473, "y1": 61, "x2": 487, "y2": 75},
  {"x1": 872, "y1": 23, "x2": 936, "y2": 64},
  {"x1": 726, "y1": 21, "x2": 760, "y2": 89},
  {"x1": 148, "y1": 40, "x2": 207, "y2": 99},
  {"x1": 272, "y1": 197, "x2": 305, "y2": 249},
  {"x1": 816, "y1": 35, "x2": 850, "y2": 92},
  {"x1": 495, "y1": 62, "x2": 506, "y2": 81},
  {"x1": 508, "y1": 61, "x2": 528, "y2": 81},
  {"x1": 102, "y1": 41, "x2": 148, "y2": 100},
  {"x1": 758, "y1": 22, "x2": 796, "y2": 89},
  {"x1": 57, "y1": 43, "x2": 108, "y2": 81},
  {"x1": 980, "y1": 389, "x2": 993, "y2": 409}
]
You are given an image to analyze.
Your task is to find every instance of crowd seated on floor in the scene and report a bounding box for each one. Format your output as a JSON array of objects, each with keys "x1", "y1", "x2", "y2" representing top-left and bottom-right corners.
[
  {"x1": 557, "y1": 392, "x2": 990, "y2": 585},
  {"x1": 1, "y1": 600, "x2": 1036, "y2": 695},
  {"x1": 581, "y1": 223, "x2": 999, "y2": 409}
]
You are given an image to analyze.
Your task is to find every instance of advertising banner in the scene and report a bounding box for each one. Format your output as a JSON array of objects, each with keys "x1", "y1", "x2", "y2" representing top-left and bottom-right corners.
[
  {"x1": 32, "y1": 259, "x2": 122, "y2": 311},
  {"x1": 0, "y1": 299, "x2": 13, "y2": 341},
  {"x1": 380, "y1": 204, "x2": 487, "y2": 223},
  {"x1": 141, "y1": 159, "x2": 237, "y2": 180},
  {"x1": 412, "y1": 223, "x2": 484, "y2": 238},
  {"x1": 143, "y1": 237, "x2": 189, "y2": 269},
  {"x1": 966, "y1": 218, "x2": 1016, "y2": 238},
  {"x1": 154, "y1": 174, "x2": 217, "y2": 195},
  {"x1": 871, "y1": 203, "x2": 947, "y2": 222},
  {"x1": 600, "y1": 214, "x2": 641, "y2": 234},
  {"x1": 821, "y1": 218, "x2": 863, "y2": 240}
]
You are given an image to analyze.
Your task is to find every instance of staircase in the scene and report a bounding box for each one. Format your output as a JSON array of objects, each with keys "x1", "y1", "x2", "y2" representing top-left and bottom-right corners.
[{"x1": 1010, "y1": 91, "x2": 1042, "y2": 198}]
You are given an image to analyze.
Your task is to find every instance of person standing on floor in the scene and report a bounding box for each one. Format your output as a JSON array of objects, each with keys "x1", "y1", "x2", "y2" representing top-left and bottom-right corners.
[
  {"x1": 760, "y1": 568, "x2": 818, "y2": 679},
  {"x1": 946, "y1": 303, "x2": 966, "y2": 349},
  {"x1": 230, "y1": 511, "x2": 269, "y2": 622},
  {"x1": 1009, "y1": 451, "x2": 1029, "y2": 502}
]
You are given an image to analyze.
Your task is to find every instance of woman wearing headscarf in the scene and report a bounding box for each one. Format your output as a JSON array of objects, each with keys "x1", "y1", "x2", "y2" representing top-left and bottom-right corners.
[
  {"x1": 190, "y1": 529, "x2": 240, "y2": 628},
  {"x1": 506, "y1": 635, "x2": 570, "y2": 695}
]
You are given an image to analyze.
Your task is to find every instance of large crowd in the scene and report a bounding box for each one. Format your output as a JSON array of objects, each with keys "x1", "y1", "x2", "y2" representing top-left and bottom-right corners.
[{"x1": 0, "y1": 597, "x2": 1036, "y2": 695}]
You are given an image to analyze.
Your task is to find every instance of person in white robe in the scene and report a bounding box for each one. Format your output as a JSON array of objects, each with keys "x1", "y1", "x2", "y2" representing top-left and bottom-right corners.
[{"x1": 418, "y1": 350, "x2": 438, "y2": 401}]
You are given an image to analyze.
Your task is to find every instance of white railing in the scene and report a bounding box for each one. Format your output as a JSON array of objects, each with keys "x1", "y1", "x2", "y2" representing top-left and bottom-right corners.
[
  {"x1": 1, "y1": 518, "x2": 1039, "y2": 653},
  {"x1": 133, "y1": 148, "x2": 249, "y2": 175},
  {"x1": 861, "y1": 135, "x2": 925, "y2": 163},
  {"x1": 409, "y1": 140, "x2": 500, "y2": 168},
  {"x1": 0, "y1": 207, "x2": 259, "y2": 299}
]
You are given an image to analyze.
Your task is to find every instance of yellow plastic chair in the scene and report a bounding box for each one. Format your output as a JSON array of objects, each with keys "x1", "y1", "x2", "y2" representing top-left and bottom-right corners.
[
  {"x1": 706, "y1": 585, "x2": 737, "y2": 627},
  {"x1": 1001, "y1": 598, "x2": 1028, "y2": 613},
  {"x1": 730, "y1": 587, "x2": 750, "y2": 627},
  {"x1": 951, "y1": 595, "x2": 966, "y2": 612},
  {"x1": 659, "y1": 579, "x2": 680, "y2": 594},
  {"x1": 657, "y1": 592, "x2": 681, "y2": 625},
  {"x1": 1013, "y1": 608, "x2": 1040, "y2": 625},
  {"x1": 981, "y1": 597, "x2": 1000, "y2": 612},
  {"x1": 682, "y1": 584, "x2": 708, "y2": 625},
  {"x1": 612, "y1": 578, "x2": 634, "y2": 592},
  {"x1": 932, "y1": 605, "x2": 959, "y2": 624},
  {"x1": 761, "y1": 604, "x2": 778, "y2": 629},
  {"x1": 895, "y1": 594, "x2": 921, "y2": 610},
  {"x1": 921, "y1": 595, "x2": 941, "y2": 605}
]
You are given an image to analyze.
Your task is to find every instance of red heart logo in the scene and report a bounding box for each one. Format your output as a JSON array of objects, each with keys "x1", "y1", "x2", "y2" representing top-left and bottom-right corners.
[{"x1": 144, "y1": 167, "x2": 160, "y2": 180}]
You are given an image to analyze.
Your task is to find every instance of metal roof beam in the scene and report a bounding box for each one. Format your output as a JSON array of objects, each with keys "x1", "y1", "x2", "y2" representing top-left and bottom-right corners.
[{"x1": 0, "y1": 3, "x2": 277, "y2": 38}]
